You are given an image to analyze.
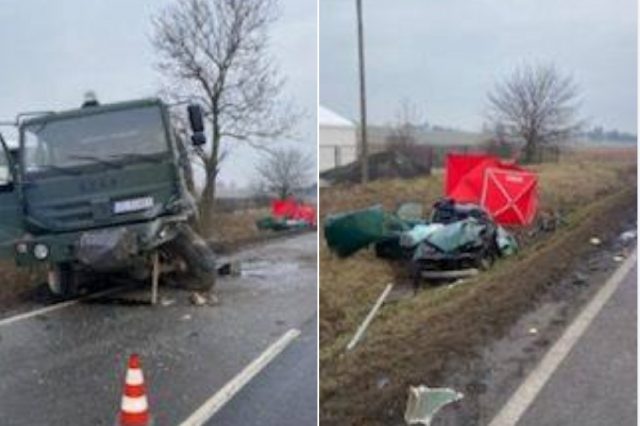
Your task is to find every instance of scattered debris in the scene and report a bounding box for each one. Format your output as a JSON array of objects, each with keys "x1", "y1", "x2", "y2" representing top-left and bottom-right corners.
[
  {"x1": 160, "y1": 297, "x2": 176, "y2": 307},
  {"x1": 590, "y1": 237, "x2": 602, "y2": 246},
  {"x1": 346, "y1": 283, "x2": 394, "y2": 351},
  {"x1": 207, "y1": 292, "x2": 220, "y2": 306},
  {"x1": 446, "y1": 279, "x2": 466, "y2": 290},
  {"x1": 619, "y1": 230, "x2": 637, "y2": 244},
  {"x1": 404, "y1": 385, "x2": 464, "y2": 425},
  {"x1": 613, "y1": 255, "x2": 625, "y2": 263},
  {"x1": 528, "y1": 327, "x2": 538, "y2": 335},
  {"x1": 572, "y1": 272, "x2": 588, "y2": 285},
  {"x1": 376, "y1": 376, "x2": 391, "y2": 390},
  {"x1": 190, "y1": 292, "x2": 207, "y2": 306},
  {"x1": 180, "y1": 314, "x2": 192, "y2": 321}
]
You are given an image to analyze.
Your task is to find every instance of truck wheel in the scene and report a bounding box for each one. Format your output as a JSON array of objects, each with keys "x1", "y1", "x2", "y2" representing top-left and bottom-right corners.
[
  {"x1": 48, "y1": 263, "x2": 79, "y2": 298},
  {"x1": 164, "y1": 225, "x2": 217, "y2": 291}
]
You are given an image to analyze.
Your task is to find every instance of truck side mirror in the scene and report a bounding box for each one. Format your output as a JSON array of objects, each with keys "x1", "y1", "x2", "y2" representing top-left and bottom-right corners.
[
  {"x1": 187, "y1": 104, "x2": 205, "y2": 133},
  {"x1": 191, "y1": 132, "x2": 206, "y2": 146},
  {"x1": 187, "y1": 104, "x2": 207, "y2": 146},
  {"x1": 0, "y1": 133, "x2": 13, "y2": 188}
]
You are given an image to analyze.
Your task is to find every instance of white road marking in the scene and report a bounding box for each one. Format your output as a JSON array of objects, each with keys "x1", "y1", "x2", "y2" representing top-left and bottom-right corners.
[
  {"x1": 488, "y1": 250, "x2": 637, "y2": 426},
  {"x1": 0, "y1": 285, "x2": 127, "y2": 327},
  {"x1": 179, "y1": 328, "x2": 301, "y2": 426}
]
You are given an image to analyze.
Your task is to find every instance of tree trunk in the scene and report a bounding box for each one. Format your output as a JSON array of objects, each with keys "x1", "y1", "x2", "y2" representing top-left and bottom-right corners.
[
  {"x1": 197, "y1": 117, "x2": 221, "y2": 235},
  {"x1": 523, "y1": 138, "x2": 536, "y2": 164}
]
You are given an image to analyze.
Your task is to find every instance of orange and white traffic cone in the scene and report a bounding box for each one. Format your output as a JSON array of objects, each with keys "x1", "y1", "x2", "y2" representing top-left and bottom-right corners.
[{"x1": 118, "y1": 354, "x2": 151, "y2": 426}]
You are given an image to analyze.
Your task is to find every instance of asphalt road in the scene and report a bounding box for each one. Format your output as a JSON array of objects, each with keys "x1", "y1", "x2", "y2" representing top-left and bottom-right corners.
[
  {"x1": 211, "y1": 315, "x2": 317, "y2": 426},
  {"x1": 0, "y1": 232, "x2": 317, "y2": 426},
  {"x1": 516, "y1": 264, "x2": 637, "y2": 426}
]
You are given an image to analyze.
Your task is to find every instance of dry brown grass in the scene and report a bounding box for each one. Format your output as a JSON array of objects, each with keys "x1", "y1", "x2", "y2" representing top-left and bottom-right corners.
[
  {"x1": 319, "y1": 150, "x2": 636, "y2": 425},
  {"x1": 205, "y1": 206, "x2": 271, "y2": 245},
  {"x1": 0, "y1": 260, "x2": 46, "y2": 310}
]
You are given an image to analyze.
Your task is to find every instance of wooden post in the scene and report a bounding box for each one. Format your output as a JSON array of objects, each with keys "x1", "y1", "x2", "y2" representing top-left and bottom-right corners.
[{"x1": 356, "y1": 0, "x2": 369, "y2": 183}]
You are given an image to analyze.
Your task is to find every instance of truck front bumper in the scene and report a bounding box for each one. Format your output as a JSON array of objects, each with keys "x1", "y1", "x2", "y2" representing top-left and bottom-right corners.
[{"x1": 13, "y1": 216, "x2": 184, "y2": 268}]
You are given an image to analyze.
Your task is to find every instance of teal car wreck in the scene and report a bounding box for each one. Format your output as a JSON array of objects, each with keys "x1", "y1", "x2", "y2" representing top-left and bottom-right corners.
[{"x1": 0, "y1": 98, "x2": 216, "y2": 297}]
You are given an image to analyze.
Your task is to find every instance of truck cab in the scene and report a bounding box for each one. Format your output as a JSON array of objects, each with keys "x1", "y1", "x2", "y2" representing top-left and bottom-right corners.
[{"x1": 1, "y1": 98, "x2": 215, "y2": 296}]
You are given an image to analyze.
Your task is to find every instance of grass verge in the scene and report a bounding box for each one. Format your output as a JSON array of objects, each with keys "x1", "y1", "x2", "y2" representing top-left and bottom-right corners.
[{"x1": 319, "y1": 153, "x2": 636, "y2": 425}]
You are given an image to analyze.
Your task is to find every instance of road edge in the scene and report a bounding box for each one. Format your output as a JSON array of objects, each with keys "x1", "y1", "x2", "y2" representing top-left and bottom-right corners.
[
  {"x1": 487, "y1": 250, "x2": 637, "y2": 426},
  {"x1": 178, "y1": 328, "x2": 301, "y2": 426}
]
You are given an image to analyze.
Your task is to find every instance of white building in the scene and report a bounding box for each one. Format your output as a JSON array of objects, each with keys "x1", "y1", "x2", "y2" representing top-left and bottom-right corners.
[{"x1": 319, "y1": 106, "x2": 357, "y2": 171}]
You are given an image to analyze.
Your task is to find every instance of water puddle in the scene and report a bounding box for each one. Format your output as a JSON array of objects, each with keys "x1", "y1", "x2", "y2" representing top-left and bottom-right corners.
[{"x1": 238, "y1": 259, "x2": 300, "y2": 278}]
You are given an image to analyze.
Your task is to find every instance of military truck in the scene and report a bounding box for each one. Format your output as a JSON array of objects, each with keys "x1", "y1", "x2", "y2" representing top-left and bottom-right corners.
[{"x1": 0, "y1": 98, "x2": 217, "y2": 297}]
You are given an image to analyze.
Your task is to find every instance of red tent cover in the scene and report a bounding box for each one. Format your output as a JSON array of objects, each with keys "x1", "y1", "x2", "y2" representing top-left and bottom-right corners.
[
  {"x1": 445, "y1": 153, "x2": 538, "y2": 226},
  {"x1": 271, "y1": 199, "x2": 317, "y2": 226}
]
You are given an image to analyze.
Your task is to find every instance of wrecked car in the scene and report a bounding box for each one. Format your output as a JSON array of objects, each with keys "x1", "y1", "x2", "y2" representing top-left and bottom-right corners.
[
  {"x1": 409, "y1": 199, "x2": 517, "y2": 285},
  {"x1": 0, "y1": 97, "x2": 217, "y2": 297},
  {"x1": 323, "y1": 198, "x2": 518, "y2": 287}
]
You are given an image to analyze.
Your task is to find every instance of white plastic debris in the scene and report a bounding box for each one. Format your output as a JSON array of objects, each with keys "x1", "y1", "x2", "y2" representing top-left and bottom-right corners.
[
  {"x1": 589, "y1": 237, "x2": 602, "y2": 246},
  {"x1": 207, "y1": 293, "x2": 220, "y2": 306},
  {"x1": 190, "y1": 292, "x2": 207, "y2": 306},
  {"x1": 404, "y1": 385, "x2": 464, "y2": 425},
  {"x1": 619, "y1": 230, "x2": 637, "y2": 243},
  {"x1": 529, "y1": 327, "x2": 538, "y2": 335},
  {"x1": 160, "y1": 297, "x2": 176, "y2": 307},
  {"x1": 613, "y1": 255, "x2": 625, "y2": 263}
]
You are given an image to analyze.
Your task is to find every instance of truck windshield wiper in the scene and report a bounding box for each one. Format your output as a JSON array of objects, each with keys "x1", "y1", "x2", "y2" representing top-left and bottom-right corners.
[
  {"x1": 31, "y1": 165, "x2": 84, "y2": 176},
  {"x1": 69, "y1": 155, "x2": 123, "y2": 170},
  {"x1": 109, "y1": 153, "x2": 166, "y2": 164}
]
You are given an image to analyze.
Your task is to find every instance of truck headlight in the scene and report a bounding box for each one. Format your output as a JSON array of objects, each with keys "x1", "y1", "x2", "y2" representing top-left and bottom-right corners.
[
  {"x1": 33, "y1": 243, "x2": 49, "y2": 260},
  {"x1": 15, "y1": 242, "x2": 28, "y2": 254}
]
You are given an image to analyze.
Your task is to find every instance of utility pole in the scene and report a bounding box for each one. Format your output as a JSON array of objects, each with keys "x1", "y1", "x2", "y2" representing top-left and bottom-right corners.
[{"x1": 356, "y1": 0, "x2": 369, "y2": 183}]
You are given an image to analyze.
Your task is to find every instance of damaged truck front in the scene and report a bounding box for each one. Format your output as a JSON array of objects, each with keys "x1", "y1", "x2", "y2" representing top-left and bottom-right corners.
[{"x1": 0, "y1": 98, "x2": 217, "y2": 296}]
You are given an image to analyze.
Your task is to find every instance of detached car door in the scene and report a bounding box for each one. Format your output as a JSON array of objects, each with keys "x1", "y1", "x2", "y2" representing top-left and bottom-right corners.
[{"x1": 0, "y1": 137, "x2": 22, "y2": 258}]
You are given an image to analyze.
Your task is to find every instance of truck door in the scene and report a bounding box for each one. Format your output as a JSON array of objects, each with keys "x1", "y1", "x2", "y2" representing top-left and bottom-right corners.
[{"x1": 0, "y1": 136, "x2": 22, "y2": 258}]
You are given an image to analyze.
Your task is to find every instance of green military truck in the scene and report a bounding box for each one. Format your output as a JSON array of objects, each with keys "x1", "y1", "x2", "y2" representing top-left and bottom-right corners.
[{"x1": 0, "y1": 97, "x2": 216, "y2": 297}]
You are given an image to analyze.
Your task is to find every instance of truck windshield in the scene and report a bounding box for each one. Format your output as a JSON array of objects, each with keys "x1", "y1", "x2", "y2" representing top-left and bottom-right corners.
[{"x1": 21, "y1": 105, "x2": 169, "y2": 175}]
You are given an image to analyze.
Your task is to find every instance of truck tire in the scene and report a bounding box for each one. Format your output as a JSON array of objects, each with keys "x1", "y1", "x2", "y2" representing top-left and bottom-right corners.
[
  {"x1": 48, "y1": 263, "x2": 80, "y2": 298},
  {"x1": 164, "y1": 225, "x2": 217, "y2": 291}
]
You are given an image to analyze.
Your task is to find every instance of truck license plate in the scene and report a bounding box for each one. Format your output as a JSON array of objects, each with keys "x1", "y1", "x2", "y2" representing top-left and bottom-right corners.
[{"x1": 113, "y1": 197, "x2": 154, "y2": 214}]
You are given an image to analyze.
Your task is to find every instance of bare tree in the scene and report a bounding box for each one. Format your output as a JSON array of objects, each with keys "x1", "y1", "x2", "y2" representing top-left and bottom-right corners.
[
  {"x1": 487, "y1": 63, "x2": 581, "y2": 163},
  {"x1": 387, "y1": 99, "x2": 426, "y2": 148},
  {"x1": 152, "y1": 0, "x2": 297, "y2": 226},
  {"x1": 256, "y1": 148, "x2": 312, "y2": 199}
]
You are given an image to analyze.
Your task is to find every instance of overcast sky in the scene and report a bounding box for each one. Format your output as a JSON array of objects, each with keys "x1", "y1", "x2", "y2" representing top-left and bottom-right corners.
[
  {"x1": 320, "y1": 0, "x2": 637, "y2": 134},
  {"x1": 0, "y1": 0, "x2": 316, "y2": 187}
]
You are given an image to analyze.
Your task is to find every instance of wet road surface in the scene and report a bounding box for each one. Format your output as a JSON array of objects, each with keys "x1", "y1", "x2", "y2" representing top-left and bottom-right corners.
[
  {"x1": 515, "y1": 263, "x2": 636, "y2": 426},
  {"x1": 0, "y1": 233, "x2": 317, "y2": 425},
  {"x1": 211, "y1": 315, "x2": 317, "y2": 426}
]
